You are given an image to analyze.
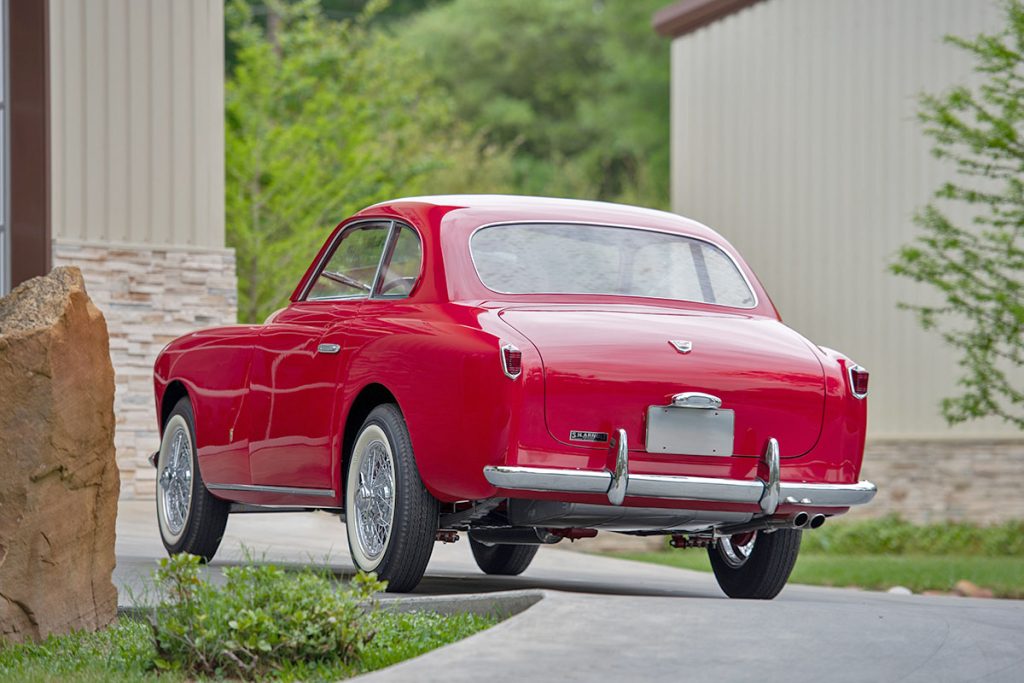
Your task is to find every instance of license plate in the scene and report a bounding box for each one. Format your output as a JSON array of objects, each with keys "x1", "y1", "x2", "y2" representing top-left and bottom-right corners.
[{"x1": 645, "y1": 406, "x2": 734, "y2": 456}]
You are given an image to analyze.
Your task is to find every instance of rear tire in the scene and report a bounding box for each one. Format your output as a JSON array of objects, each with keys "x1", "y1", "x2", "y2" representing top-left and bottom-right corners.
[
  {"x1": 156, "y1": 397, "x2": 229, "y2": 562},
  {"x1": 468, "y1": 536, "x2": 539, "y2": 576},
  {"x1": 708, "y1": 528, "x2": 801, "y2": 599},
  {"x1": 345, "y1": 404, "x2": 439, "y2": 593}
]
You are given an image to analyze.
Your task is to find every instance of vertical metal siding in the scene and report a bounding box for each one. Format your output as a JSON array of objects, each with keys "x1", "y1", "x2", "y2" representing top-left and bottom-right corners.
[
  {"x1": 49, "y1": 0, "x2": 224, "y2": 249},
  {"x1": 671, "y1": 0, "x2": 1016, "y2": 438}
]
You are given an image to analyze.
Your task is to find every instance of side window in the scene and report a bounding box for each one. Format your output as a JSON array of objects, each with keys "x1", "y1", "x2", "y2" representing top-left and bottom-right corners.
[
  {"x1": 376, "y1": 226, "x2": 422, "y2": 298},
  {"x1": 307, "y1": 223, "x2": 389, "y2": 300}
]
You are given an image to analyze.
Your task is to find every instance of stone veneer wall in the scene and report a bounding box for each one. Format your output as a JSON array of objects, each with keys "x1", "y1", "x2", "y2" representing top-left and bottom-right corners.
[
  {"x1": 52, "y1": 240, "x2": 237, "y2": 499},
  {"x1": 852, "y1": 440, "x2": 1024, "y2": 524}
]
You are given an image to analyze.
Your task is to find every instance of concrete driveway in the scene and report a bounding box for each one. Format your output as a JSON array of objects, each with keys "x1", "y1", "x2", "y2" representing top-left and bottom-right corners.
[{"x1": 116, "y1": 502, "x2": 1024, "y2": 682}]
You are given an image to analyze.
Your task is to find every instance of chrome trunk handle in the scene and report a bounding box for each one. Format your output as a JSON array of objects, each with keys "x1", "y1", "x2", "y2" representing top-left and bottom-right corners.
[{"x1": 671, "y1": 392, "x2": 722, "y2": 409}]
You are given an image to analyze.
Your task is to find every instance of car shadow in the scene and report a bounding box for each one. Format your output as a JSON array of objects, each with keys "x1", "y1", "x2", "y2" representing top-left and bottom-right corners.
[
  {"x1": 405, "y1": 570, "x2": 721, "y2": 600},
  {"x1": 193, "y1": 557, "x2": 720, "y2": 600}
]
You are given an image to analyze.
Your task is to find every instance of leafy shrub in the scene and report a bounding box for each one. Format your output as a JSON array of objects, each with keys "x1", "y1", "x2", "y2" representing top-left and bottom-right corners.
[
  {"x1": 151, "y1": 554, "x2": 385, "y2": 680},
  {"x1": 800, "y1": 515, "x2": 1024, "y2": 556}
]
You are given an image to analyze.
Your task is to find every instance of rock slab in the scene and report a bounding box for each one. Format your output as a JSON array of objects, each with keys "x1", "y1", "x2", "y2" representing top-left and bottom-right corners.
[{"x1": 0, "y1": 267, "x2": 120, "y2": 642}]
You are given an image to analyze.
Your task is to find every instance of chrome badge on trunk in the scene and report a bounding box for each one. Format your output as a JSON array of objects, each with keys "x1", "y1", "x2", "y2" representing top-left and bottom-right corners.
[{"x1": 569, "y1": 430, "x2": 609, "y2": 443}]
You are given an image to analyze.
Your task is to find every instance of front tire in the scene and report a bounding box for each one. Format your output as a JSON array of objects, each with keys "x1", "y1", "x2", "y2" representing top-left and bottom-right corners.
[
  {"x1": 469, "y1": 536, "x2": 539, "y2": 576},
  {"x1": 156, "y1": 397, "x2": 229, "y2": 561},
  {"x1": 707, "y1": 529, "x2": 801, "y2": 599},
  {"x1": 345, "y1": 404, "x2": 439, "y2": 592}
]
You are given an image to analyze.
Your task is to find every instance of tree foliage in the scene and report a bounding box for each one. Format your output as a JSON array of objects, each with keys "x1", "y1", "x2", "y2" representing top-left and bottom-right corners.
[
  {"x1": 396, "y1": 0, "x2": 670, "y2": 205},
  {"x1": 226, "y1": 0, "x2": 513, "y2": 322},
  {"x1": 225, "y1": 0, "x2": 671, "y2": 322},
  {"x1": 891, "y1": 0, "x2": 1024, "y2": 429}
]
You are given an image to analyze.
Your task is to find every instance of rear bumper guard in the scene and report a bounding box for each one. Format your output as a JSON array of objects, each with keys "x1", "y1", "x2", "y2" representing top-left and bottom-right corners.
[{"x1": 483, "y1": 433, "x2": 876, "y2": 511}]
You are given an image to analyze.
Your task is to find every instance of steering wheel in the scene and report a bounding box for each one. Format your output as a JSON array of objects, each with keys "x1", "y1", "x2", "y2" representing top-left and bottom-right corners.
[{"x1": 380, "y1": 277, "x2": 417, "y2": 295}]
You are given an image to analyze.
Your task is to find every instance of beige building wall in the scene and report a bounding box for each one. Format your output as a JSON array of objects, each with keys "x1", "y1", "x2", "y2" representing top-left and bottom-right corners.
[
  {"x1": 47, "y1": 0, "x2": 235, "y2": 498},
  {"x1": 667, "y1": 0, "x2": 1022, "y2": 521},
  {"x1": 49, "y1": 0, "x2": 225, "y2": 248},
  {"x1": 669, "y1": 0, "x2": 1013, "y2": 440}
]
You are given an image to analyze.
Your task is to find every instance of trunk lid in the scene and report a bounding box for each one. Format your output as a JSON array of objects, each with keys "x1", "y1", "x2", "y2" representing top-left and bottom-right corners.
[{"x1": 500, "y1": 306, "x2": 825, "y2": 458}]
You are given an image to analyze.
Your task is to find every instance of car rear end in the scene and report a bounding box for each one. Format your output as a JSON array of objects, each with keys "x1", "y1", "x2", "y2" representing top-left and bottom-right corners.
[{"x1": 453, "y1": 213, "x2": 876, "y2": 536}]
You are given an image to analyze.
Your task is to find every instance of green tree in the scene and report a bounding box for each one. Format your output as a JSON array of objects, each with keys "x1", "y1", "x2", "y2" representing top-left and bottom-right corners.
[
  {"x1": 226, "y1": 0, "x2": 512, "y2": 322},
  {"x1": 891, "y1": 0, "x2": 1024, "y2": 429},
  {"x1": 396, "y1": 0, "x2": 670, "y2": 206}
]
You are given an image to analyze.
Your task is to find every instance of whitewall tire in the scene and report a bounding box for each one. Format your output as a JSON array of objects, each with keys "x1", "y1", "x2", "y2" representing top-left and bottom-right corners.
[
  {"x1": 345, "y1": 424, "x2": 396, "y2": 572},
  {"x1": 156, "y1": 397, "x2": 229, "y2": 561},
  {"x1": 344, "y1": 404, "x2": 438, "y2": 592}
]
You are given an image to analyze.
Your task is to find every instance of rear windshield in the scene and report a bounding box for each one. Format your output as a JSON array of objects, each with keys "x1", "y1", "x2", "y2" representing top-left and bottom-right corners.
[{"x1": 470, "y1": 223, "x2": 756, "y2": 308}]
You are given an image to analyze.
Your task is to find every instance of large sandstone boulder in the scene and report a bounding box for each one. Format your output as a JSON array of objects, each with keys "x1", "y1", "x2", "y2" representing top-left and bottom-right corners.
[{"x1": 0, "y1": 266, "x2": 119, "y2": 643}]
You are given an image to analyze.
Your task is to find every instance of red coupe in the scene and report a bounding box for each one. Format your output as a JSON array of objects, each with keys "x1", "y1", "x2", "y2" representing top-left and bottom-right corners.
[{"x1": 152, "y1": 195, "x2": 876, "y2": 598}]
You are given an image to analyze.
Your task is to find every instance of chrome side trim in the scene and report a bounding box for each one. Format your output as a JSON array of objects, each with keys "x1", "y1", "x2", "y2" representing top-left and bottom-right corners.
[
  {"x1": 482, "y1": 465, "x2": 877, "y2": 509},
  {"x1": 207, "y1": 483, "x2": 336, "y2": 498},
  {"x1": 759, "y1": 438, "x2": 781, "y2": 515},
  {"x1": 607, "y1": 428, "x2": 629, "y2": 505}
]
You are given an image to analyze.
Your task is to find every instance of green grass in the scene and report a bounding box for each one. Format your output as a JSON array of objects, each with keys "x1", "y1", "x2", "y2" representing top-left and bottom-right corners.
[
  {"x1": 798, "y1": 516, "x2": 1024, "y2": 556},
  {"x1": 614, "y1": 550, "x2": 1024, "y2": 598},
  {"x1": 0, "y1": 611, "x2": 497, "y2": 683}
]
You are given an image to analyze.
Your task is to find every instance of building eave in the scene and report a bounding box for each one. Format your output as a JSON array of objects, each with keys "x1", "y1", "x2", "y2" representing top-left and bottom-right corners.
[{"x1": 652, "y1": 0, "x2": 767, "y2": 38}]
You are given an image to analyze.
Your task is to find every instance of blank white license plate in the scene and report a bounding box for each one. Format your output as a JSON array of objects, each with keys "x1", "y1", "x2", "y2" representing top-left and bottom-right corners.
[{"x1": 645, "y1": 406, "x2": 735, "y2": 456}]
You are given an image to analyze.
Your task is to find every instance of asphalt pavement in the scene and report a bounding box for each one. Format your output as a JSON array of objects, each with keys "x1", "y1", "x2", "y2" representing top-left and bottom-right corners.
[{"x1": 115, "y1": 501, "x2": 1024, "y2": 682}]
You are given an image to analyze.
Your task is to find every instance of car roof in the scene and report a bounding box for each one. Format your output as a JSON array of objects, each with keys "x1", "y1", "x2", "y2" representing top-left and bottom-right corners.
[{"x1": 357, "y1": 194, "x2": 722, "y2": 241}]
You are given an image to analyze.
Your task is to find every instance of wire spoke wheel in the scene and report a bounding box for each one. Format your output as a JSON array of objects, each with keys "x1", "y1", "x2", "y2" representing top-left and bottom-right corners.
[
  {"x1": 354, "y1": 438, "x2": 395, "y2": 561},
  {"x1": 158, "y1": 424, "x2": 194, "y2": 540}
]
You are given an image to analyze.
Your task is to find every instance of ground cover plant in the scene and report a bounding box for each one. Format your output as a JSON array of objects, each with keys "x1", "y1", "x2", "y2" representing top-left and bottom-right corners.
[
  {"x1": 0, "y1": 554, "x2": 496, "y2": 682},
  {"x1": 611, "y1": 516, "x2": 1024, "y2": 598}
]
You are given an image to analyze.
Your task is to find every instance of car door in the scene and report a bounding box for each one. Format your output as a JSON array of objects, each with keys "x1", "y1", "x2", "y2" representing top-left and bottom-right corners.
[{"x1": 246, "y1": 221, "x2": 392, "y2": 493}]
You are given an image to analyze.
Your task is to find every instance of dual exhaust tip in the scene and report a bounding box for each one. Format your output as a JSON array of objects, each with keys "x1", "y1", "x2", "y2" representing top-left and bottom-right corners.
[{"x1": 792, "y1": 512, "x2": 827, "y2": 530}]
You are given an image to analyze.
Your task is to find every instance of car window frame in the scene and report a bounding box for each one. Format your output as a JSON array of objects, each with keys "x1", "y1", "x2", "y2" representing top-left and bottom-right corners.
[
  {"x1": 467, "y1": 220, "x2": 759, "y2": 310},
  {"x1": 372, "y1": 223, "x2": 424, "y2": 300},
  {"x1": 298, "y1": 219, "x2": 423, "y2": 303}
]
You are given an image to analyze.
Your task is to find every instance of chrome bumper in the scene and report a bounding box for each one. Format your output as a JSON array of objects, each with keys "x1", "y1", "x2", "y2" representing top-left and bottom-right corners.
[{"x1": 483, "y1": 431, "x2": 876, "y2": 512}]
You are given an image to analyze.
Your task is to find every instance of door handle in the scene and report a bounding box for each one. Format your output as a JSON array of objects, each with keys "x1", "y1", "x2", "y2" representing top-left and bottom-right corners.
[{"x1": 317, "y1": 343, "x2": 341, "y2": 354}]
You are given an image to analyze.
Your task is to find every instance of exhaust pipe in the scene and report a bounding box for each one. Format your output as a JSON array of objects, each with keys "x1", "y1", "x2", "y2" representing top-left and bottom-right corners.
[
  {"x1": 716, "y1": 514, "x2": 808, "y2": 537},
  {"x1": 808, "y1": 514, "x2": 827, "y2": 529},
  {"x1": 470, "y1": 528, "x2": 561, "y2": 546}
]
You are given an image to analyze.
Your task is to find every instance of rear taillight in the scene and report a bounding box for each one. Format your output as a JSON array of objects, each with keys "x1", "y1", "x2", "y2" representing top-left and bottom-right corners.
[
  {"x1": 501, "y1": 343, "x2": 522, "y2": 379},
  {"x1": 848, "y1": 364, "x2": 869, "y2": 398}
]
